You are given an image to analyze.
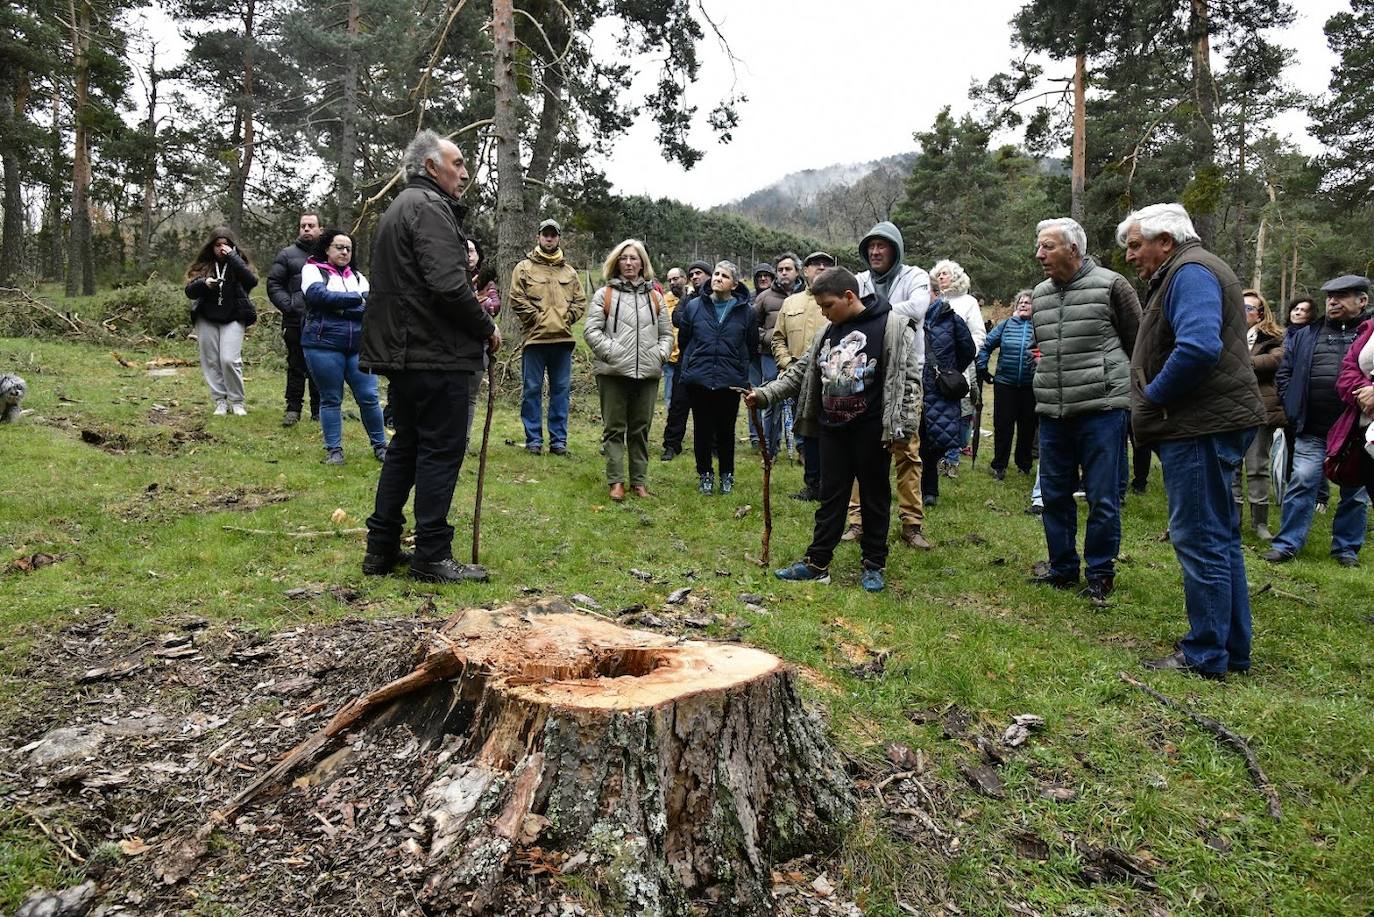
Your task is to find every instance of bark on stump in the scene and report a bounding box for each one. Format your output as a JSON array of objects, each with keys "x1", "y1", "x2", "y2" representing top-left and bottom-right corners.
[{"x1": 219, "y1": 597, "x2": 854, "y2": 914}]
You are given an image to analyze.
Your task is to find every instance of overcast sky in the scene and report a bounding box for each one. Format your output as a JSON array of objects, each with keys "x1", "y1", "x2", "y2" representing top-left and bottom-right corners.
[{"x1": 596, "y1": 0, "x2": 1348, "y2": 208}]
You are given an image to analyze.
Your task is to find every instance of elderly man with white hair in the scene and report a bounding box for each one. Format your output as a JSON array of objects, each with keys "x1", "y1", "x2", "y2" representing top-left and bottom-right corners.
[
  {"x1": 1027, "y1": 216, "x2": 1140, "y2": 602},
  {"x1": 1120, "y1": 202, "x2": 1265, "y2": 679}
]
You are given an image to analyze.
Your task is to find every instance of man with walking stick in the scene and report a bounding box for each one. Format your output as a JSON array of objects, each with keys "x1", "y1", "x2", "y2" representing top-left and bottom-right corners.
[
  {"x1": 745, "y1": 267, "x2": 922, "y2": 593},
  {"x1": 359, "y1": 129, "x2": 501, "y2": 584}
]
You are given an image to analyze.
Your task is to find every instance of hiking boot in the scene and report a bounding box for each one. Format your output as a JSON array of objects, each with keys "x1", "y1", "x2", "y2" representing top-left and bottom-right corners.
[
  {"x1": 324, "y1": 447, "x2": 345, "y2": 465},
  {"x1": 550, "y1": 444, "x2": 569, "y2": 456},
  {"x1": 661, "y1": 446, "x2": 678, "y2": 462},
  {"x1": 609, "y1": 482, "x2": 626, "y2": 502},
  {"x1": 213, "y1": 401, "x2": 229, "y2": 416},
  {"x1": 282, "y1": 410, "x2": 301, "y2": 427},
  {"x1": 526, "y1": 443, "x2": 542, "y2": 455},
  {"x1": 1252, "y1": 503, "x2": 1272, "y2": 542},
  {"x1": 1025, "y1": 504, "x2": 1044, "y2": 516},
  {"x1": 1079, "y1": 576, "x2": 1114, "y2": 602},
  {"x1": 409, "y1": 557, "x2": 490, "y2": 583},
  {"x1": 1027, "y1": 570, "x2": 1078, "y2": 590},
  {"x1": 1131, "y1": 479, "x2": 1148, "y2": 495},
  {"x1": 923, "y1": 493, "x2": 938, "y2": 507},
  {"x1": 1141, "y1": 650, "x2": 1224, "y2": 681},
  {"x1": 719, "y1": 472, "x2": 734, "y2": 495},
  {"x1": 1334, "y1": 553, "x2": 1359, "y2": 568},
  {"x1": 860, "y1": 567, "x2": 885, "y2": 593},
  {"x1": 991, "y1": 467, "x2": 1006, "y2": 481},
  {"x1": 841, "y1": 523, "x2": 862, "y2": 542},
  {"x1": 630, "y1": 484, "x2": 651, "y2": 498},
  {"x1": 373, "y1": 442, "x2": 388, "y2": 462},
  {"x1": 901, "y1": 524, "x2": 932, "y2": 550},
  {"x1": 1261, "y1": 548, "x2": 1293, "y2": 563},
  {"x1": 698, "y1": 472, "x2": 714, "y2": 495},
  {"x1": 790, "y1": 485, "x2": 819, "y2": 501},
  {"x1": 362, "y1": 549, "x2": 413, "y2": 576},
  {"x1": 775, "y1": 560, "x2": 830, "y2": 584},
  {"x1": 230, "y1": 403, "x2": 248, "y2": 416}
]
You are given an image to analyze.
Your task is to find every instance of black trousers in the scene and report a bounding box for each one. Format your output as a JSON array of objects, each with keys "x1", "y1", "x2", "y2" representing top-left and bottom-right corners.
[
  {"x1": 366, "y1": 370, "x2": 474, "y2": 563},
  {"x1": 282, "y1": 322, "x2": 320, "y2": 415},
  {"x1": 687, "y1": 384, "x2": 740, "y2": 476},
  {"x1": 662, "y1": 363, "x2": 691, "y2": 450},
  {"x1": 991, "y1": 383, "x2": 1037, "y2": 473},
  {"x1": 808, "y1": 419, "x2": 891, "y2": 569}
]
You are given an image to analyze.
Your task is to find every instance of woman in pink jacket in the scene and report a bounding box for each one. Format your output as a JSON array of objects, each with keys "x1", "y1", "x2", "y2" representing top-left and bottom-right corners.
[{"x1": 1333, "y1": 318, "x2": 1374, "y2": 496}]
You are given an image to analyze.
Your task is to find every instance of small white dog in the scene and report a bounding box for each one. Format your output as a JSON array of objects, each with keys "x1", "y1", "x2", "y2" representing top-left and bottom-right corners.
[{"x1": 0, "y1": 373, "x2": 26, "y2": 422}]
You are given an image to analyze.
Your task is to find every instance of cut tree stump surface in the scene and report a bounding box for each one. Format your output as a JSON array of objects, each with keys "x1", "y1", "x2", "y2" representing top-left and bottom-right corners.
[{"x1": 190, "y1": 597, "x2": 855, "y2": 915}]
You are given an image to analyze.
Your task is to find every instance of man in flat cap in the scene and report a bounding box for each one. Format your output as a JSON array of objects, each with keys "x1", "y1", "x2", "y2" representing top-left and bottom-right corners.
[
  {"x1": 1268, "y1": 273, "x2": 1374, "y2": 567},
  {"x1": 510, "y1": 218, "x2": 587, "y2": 455}
]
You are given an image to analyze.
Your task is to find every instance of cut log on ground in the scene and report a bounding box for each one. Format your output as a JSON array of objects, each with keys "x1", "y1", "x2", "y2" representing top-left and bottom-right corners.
[{"x1": 190, "y1": 597, "x2": 854, "y2": 913}]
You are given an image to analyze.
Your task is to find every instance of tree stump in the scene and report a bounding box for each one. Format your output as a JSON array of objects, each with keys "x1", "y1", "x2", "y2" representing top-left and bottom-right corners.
[{"x1": 208, "y1": 597, "x2": 854, "y2": 914}]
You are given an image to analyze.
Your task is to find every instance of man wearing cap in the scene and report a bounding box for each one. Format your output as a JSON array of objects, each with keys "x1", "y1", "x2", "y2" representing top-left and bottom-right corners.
[
  {"x1": 1119, "y1": 202, "x2": 1264, "y2": 679},
  {"x1": 510, "y1": 219, "x2": 588, "y2": 455},
  {"x1": 1267, "y1": 273, "x2": 1374, "y2": 567},
  {"x1": 772, "y1": 251, "x2": 836, "y2": 499},
  {"x1": 852, "y1": 221, "x2": 934, "y2": 550},
  {"x1": 660, "y1": 261, "x2": 711, "y2": 460}
]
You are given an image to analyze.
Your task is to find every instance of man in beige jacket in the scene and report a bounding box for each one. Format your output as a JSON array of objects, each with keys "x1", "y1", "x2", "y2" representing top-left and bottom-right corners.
[
  {"x1": 771, "y1": 251, "x2": 835, "y2": 500},
  {"x1": 509, "y1": 219, "x2": 588, "y2": 454}
]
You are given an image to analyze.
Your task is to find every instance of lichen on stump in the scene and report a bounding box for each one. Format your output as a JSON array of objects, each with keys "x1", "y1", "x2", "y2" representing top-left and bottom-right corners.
[{"x1": 205, "y1": 597, "x2": 854, "y2": 913}]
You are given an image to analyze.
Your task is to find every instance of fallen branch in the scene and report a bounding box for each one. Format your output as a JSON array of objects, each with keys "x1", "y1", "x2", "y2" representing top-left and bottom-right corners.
[
  {"x1": 221, "y1": 526, "x2": 367, "y2": 539},
  {"x1": 0, "y1": 286, "x2": 86, "y2": 334},
  {"x1": 1119, "y1": 671, "x2": 1281, "y2": 820},
  {"x1": 16, "y1": 804, "x2": 86, "y2": 864}
]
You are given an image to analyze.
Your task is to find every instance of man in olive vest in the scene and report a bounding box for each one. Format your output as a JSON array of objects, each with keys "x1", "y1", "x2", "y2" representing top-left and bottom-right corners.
[
  {"x1": 1028, "y1": 217, "x2": 1141, "y2": 602},
  {"x1": 1120, "y1": 203, "x2": 1265, "y2": 679}
]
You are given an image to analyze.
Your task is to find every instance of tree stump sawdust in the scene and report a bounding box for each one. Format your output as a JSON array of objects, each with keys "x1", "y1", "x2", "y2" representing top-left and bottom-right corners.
[{"x1": 194, "y1": 597, "x2": 855, "y2": 914}]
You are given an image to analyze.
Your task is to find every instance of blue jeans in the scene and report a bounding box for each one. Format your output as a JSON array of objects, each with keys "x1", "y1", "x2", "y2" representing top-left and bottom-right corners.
[
  {"x1": 662, "y1": 361, "x2": 676, "y2": 407},
  {"x1": 1272, "y1": 432, "x2": 1369, "y2": 558},
  {"x1": 1157, "y1": 430, "x2": 1253, "y2": 674},
  {"x1": 1039, "y1": 409, "x2": 1128, "y2": 581},
  {"x1": 521, "y1": 343, "x2": 573, "y2": 449},
  {"x1": 301, "y1": 347, "x2": 386, "y2": 451}
]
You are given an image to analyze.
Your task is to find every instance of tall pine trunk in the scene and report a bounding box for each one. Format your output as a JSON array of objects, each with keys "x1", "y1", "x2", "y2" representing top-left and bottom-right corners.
[
  {"x1": 227, "y1": 0, "x2": 257, "y2": 237},
  {"x1": 491, "y1": 0, "x2": 526, "y2": 342},
  {"x1": 336, "y1": 0, "x2": 359, "y2": 226},
  {"x1": 44, "y1": 86, "x2": 63, "y2": 282},
  {"x1": 523, "y1": 63, "x2": 564, "y2": 215},
  {"x1": 67, "y1": 0, "x2": 95, "y2": 297},
  {"x1": 136, "y1": 49, "x2": 159, "y2": 275},
  {"x1": 1188, "y1": 0, "x2": 1218, "y2": 247},
  {"x1": 1252, "y1": 179, "x2": 1275, "y2": 291},
  {"x1": 0, "y1": 78, "x2": 31, "y2": 285},
  {"x1": 1070, "y1": 51, "x2": 1086, "y2": 224}
]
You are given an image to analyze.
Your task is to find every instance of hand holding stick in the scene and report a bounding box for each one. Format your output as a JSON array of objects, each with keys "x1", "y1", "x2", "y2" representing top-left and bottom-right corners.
[
  {"x1": 472, "y1": 357, "x2": 497, "y2": 565},
  {"x1": 745, "y1": 396, "x2": 772, "y2": 566}
]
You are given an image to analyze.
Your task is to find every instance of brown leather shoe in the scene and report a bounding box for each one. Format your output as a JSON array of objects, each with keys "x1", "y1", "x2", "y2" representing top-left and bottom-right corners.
[
  {"x1": 630, "y1": 484, "x2": 650, "y2": 498},
  {"x1": 609, "y1": 483, "x2": 626, "y2": 502},
  {"x1": 840, "y1": 523, "x2": 862, "y2": 542},
  {"x1": 901, "y1": 524, "x2": 932, "y2": 550}
]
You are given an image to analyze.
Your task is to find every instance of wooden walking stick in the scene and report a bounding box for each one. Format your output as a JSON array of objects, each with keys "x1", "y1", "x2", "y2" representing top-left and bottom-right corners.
[
  {"x1": 748, "y1": 400, "x2": 773, "y2": 565},
  {"x1": 471, "y1": 357, "x2": 497, "y2": 565}
]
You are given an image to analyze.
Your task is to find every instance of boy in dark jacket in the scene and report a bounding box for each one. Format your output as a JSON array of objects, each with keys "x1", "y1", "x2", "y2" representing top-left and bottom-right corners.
[{"x1": 746, "y1": 268, "x2": 922, "y2": 593}]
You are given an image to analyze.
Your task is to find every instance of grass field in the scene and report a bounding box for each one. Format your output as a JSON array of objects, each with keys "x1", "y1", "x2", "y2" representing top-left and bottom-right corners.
[{"x1": 0, "y1": 322, "x2": 1371, "y2": 915}]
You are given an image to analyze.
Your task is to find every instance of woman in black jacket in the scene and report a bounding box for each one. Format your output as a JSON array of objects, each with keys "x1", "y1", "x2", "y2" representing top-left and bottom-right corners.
[{"x1": 185, "y1": 226, "x2": 258, "y2": 415}]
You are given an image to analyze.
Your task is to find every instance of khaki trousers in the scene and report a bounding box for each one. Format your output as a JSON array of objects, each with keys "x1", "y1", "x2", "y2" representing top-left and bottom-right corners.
[{"x1": 848, "y1": 430, "x2": 924, "y2": 527}]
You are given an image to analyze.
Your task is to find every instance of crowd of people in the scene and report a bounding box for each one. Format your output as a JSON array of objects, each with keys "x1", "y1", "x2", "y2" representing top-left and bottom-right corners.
[{"x1": 178, "y1": 129, "x2": 1374, "y2": 679}]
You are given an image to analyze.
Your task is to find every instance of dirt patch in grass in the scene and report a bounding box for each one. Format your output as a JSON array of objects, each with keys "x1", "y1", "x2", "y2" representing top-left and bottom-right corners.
[{"x1": 107, "y1": 484, "x2": 291, "y2": 524}]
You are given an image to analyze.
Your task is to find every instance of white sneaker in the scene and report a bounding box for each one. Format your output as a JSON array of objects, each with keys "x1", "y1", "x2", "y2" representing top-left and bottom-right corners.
[
  {"x1": 213, "y1": 401, "x2": 228, "y2": 415},
  {"x1": 230, "y1": 403, "x2": 247, "y2": 416}
]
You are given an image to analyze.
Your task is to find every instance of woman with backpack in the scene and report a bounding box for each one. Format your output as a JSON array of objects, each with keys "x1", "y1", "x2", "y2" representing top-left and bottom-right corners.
[
  {"x1": 185, "y1": 226, "x2": 258, "y2": 415},
  {"x1": 584, "y1": 238, "x2": 673, "y2": 501}
]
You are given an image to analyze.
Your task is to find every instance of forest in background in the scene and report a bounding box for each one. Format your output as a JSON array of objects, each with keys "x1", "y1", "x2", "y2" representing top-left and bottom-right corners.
[{"x1": 3, "y1": 0, "x2": 1374, "y2": 318}]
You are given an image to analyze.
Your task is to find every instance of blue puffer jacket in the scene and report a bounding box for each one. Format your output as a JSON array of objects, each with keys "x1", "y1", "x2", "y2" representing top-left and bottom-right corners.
[
  {"x1": 922, "y1": 297, "x2": 976, "y2": 452},
  {"x1": 302, "y1": 260, "x2": 370, "y2": 354},
  {"x1": 675, "y1": 281, "x2": 758, "y2": 390},
  {"x1": 977, "y1": 315, "x2": 1036, "y2": 387}
]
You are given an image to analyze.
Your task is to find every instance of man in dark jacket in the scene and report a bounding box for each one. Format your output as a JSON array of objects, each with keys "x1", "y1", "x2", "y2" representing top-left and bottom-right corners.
[
  {"x1": 266, "y1": 213, "x2": 323, "y2": 426},
  {"x1": 1120, "y1": 203, "x2": 1265, "y2": 679},
  {"x1": 1030, "y1": 217, "x2": 1141, "y2": 601},
  {"x1": 359, "y1": 130, "x2": 500, "y2": 584},
  {"x1": 1266, "y1": 274, "x2": 1373, "y2": 567}
]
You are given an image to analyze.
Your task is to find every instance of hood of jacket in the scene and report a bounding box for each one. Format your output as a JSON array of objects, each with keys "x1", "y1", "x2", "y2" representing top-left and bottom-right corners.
[{"x1": 860, "y1": 221, "x2": 906, "y2": 293}]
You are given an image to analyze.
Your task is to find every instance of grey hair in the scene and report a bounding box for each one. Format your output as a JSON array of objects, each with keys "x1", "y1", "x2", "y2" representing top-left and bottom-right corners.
[
  {"x1": 1014, "y1": 288, "x2": 1034, "y2": 304},
  {"x1": 1036, "y1": 218, "x2": 1088, "y2": 256},
  {"x1": 931, "y1": 259, "x2": 971, "y2": 297},
  {"x1": 775, "y1": 251, "x2": 802, "y2": 272},
  {"x1": 714, "y1": 260, "x2": 739, "y2": 281},
  {"x1": 1116, "y1": 203, "x2": 1200, "y2": 247},
  {"x1": 402, "y1": 129, "x2": 447, "y2": 179}
]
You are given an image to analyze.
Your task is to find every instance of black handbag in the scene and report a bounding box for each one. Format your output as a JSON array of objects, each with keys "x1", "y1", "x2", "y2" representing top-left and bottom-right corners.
[{"x1": 935, "y1": 367, "x2": 970, "y2": 400}]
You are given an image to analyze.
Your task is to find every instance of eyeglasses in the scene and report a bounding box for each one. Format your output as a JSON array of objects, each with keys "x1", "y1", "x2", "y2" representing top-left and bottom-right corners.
[
  {"x1": 330, "y1": 244, "x2": 352, "y2": 251},
  {"x1": 1244, "y1": 305, "x2": 1258, "y2": 313}
]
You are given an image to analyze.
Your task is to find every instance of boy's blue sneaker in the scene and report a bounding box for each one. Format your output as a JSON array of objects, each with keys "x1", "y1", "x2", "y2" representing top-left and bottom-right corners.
[
  {"x1": 860, "y1": 567, "x2": 885, "y2": 593},
  {"x1": 775, "y1": 560, "x2": 830, "y2": 584}
]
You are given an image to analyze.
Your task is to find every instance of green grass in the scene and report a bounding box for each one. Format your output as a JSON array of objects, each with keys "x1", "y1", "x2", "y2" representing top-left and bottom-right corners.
[{"x1": 0, "y1": 330, "x2": 1371, "y2": 915}]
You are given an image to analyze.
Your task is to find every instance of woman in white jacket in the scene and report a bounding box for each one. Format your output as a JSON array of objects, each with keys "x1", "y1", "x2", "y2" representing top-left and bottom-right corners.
[
  {"x1": 931, "y1": 259, "x2": 986, "y2": 475},
  {"x1": 584, "y1": 239, "x2": 673, "y2": 501}
]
